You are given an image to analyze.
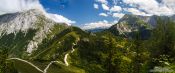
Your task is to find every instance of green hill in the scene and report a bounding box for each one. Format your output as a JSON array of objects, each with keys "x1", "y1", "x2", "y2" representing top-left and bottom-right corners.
[{"x1": 1, "y1": 11, "x2": 175, "y2": 73}]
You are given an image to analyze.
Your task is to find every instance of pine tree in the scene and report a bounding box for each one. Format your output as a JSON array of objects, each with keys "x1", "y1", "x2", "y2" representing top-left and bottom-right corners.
[{"x1": 149, "y1": 18, "x2": 175, "y2": 69}]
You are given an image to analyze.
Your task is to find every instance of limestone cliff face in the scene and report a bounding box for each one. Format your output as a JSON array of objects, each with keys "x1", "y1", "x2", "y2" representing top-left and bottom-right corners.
[{"x1": 0, "y1": 9, "x2": 68, "y2": 54}]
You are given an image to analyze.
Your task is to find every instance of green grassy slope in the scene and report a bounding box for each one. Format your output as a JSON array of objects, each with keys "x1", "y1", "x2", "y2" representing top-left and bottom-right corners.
[{"x1": 1, "y1": 17, "x2": 175, "y2": 73}]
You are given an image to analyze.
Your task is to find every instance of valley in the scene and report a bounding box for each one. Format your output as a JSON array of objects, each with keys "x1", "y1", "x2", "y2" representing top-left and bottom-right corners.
[{"x1": 0, "y1": 9, "x2": 175, "y2": 73}]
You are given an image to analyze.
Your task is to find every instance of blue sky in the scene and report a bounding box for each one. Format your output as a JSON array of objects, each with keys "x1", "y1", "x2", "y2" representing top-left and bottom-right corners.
[
  {"x1": 40, "y1": 0, "x2": 116, "y2": 26},
  {"x1": 39, "y1": 0, "x2": 175, "y2": 29},
  {"x1": 0, "y1": 0, "x2": 174, "y2": 30}
]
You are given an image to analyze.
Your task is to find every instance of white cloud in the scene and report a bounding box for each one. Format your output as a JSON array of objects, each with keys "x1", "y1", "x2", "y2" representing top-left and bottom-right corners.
[
  {"x1": 112, "y1": 13, "x2": 125, "y2": 18},
  {"x1": 94, "y1": 3, "x2": 99, "y2": 9},
  {"x1": 93, "y1": 0, "x2": 175, "y2": 24},
  {"x1": 110, "y1": 6, "x2": 122, "y2": 12},
  {"x1": 0, "y1": 0, "x2": 75, "y2": 25},
  {"x1": 0, "y1": 0, "x2": 43, "y2": 14},
  {"x1": 95, "y1": 0, "x2": 108, "y2": 4},
  {"x1": 122, "y1": 0, "x2": 175, "y2": 15},
  {"x1": 112, "y1": 20, "x2": 119, "y2": 24},
  {"x1": 102, "y1": 4, "x2": 110, "y2": 11},
  {"x1": 47, "y1": 14, "x2": 75, "y2": 26},
  {"x1": 124, "y1": 8, "x2": 151, "y2": 16},
  {"x1": 82, "y1": 20, "x2": 113, "y2": 30},
  {"x1": 99, "y1": 13, "x2": 108, "y2": 17},
  {"x1": 162, "y1": 0, "x2": 175, "y2": 9},
  {"x1": 0, "y1": 12, "x2": 5, "y2": 15}
]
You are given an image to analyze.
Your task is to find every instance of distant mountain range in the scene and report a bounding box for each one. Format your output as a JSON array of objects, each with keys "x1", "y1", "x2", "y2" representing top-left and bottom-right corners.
[
  {"x1": 109, "y1": 14, "x2": 175, "y2": 39},
  {"x1": 0, "y1": 9, "x2": 175, "y2": 73}
]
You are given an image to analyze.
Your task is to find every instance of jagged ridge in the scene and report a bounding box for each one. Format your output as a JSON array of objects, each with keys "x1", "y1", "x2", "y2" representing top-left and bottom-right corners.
[{"x1": 0, "y1": 9, "x2": 68, "y2": 55}]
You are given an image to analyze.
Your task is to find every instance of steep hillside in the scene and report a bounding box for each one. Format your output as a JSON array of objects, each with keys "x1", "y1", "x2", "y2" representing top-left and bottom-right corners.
[
  {"x1": 1, "y1": 10, "x2": 175, "y2": 73},
  {"x1": 0, "y1": 9, "x2": 68, "y2": 57},
  {"x1": 109, "y1": 14, "x2": 152, "y2": 39}
]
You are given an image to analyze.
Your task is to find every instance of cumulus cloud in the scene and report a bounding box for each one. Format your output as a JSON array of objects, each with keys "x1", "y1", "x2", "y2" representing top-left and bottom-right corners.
[
  {"x1": 47, "y1": 14, "x2": 75, "y2": 25},
  {"x1": 0, "y1": 0, "x2": 43, "y2": 14},
  {"x1": 112, "y1": 13, "x2": 125, "y2": 18},
  {"x1": 95, "y1": 0, "x2": 175, "y2": 17},
  {"x1": 110, "y1": 6, "x2": 122, "y2": 12},
  {"x1": 82, "y1": 20, "x2": 113, "y2": 30},
  {"x1": 124, "y1": 8, "x2": 151, "y2": 16},
  {"x1": 122, "y1": 0, "x2": 175, "y2": 15},
  {"x1": 94, "y1": 3, "x2": 99, "y2": 9},
  {"x1": 95, "y1": 0, "x2": 108, "y2": 4},
  {"x1": 91, "y1": 0, "x2": 175, "y2": 27},
  {"x1": 102, "y1": 4, "x2": 110, "y2": 11},
  {"x1": 0, "y1": 0, "x2": 75, "y2": 25},
  {"x1": 162, "y1": 0, "x2": 175, "y2": 9},
  {"x1": 99, "y1": 13, "x2": 108, "y2": 17}
]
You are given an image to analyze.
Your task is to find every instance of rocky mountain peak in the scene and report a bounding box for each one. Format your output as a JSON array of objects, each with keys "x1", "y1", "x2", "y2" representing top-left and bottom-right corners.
[
  {"x1": 0, "y1": 9, "x2": 68, "y2": 53},
  {"x1": 109, "y1": 14, "x2": 154, "y2": 38},
  {"x1": 0, "y1": 9, "x2": 55, "y2": 35}
]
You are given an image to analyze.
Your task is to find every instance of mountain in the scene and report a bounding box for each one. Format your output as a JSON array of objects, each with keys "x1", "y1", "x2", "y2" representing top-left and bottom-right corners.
[
  {"x1": 87, "y1": 14, "x2": 175, "y2": 37},
  {"x1": 0, "y1": 9, "x2": 87, "y2": 73},
  {"x1": 1, "y1": 10, "x2": 175, "y2": 73},
  {"x1": 0, "y1": 9, "x2": 68, "y2": 57},
  {"x1": 108, "y1": 14, "x2": 152, "y2": 39},
  {"x1": 118, "y1": 14, "x2": 172, "y2": 27},
  {"x1": 108, "y1": 14, "x2": 175, "y2": 39}
]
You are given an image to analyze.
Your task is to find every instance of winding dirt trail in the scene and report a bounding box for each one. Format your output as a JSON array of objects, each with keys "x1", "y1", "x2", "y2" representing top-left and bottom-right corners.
[
  {"x1": 7, "y1": 38, "x2": 79, "y2": 73},
  {"x1": 7, "y1": 58, "x2": 63, "y2": 73},
  {"x1": 7, "y1": 58, "x2": 44, "y2": 73},
  {"x1": 63, "y1": 42, "x2": 77, "y2": 66}
]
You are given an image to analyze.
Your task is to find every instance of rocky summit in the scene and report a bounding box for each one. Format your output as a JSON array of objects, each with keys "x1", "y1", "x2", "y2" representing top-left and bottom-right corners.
[{"x1": 0, "y1": 9, "x2": 175, "y2": 73}]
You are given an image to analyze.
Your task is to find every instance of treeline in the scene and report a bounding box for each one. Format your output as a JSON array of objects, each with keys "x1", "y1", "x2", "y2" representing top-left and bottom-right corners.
[
  {"x1": 71, "y1": 19, "x2": 175, "y2": 73},
  {"x1": 0, "y1": 19, "x2": 175, "y2": 73},
  {"x1": 0, "y1": 47, "x2": 17, "y2": 73}
]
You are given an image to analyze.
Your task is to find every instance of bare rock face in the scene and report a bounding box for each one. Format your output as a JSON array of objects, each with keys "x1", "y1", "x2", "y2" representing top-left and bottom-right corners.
[
  {"x1": 0, "y1": 9, "x2": 68, "y2": 54},
  {"x1": 109, "y1": 14, "x2": 157, "y2": 38}
]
